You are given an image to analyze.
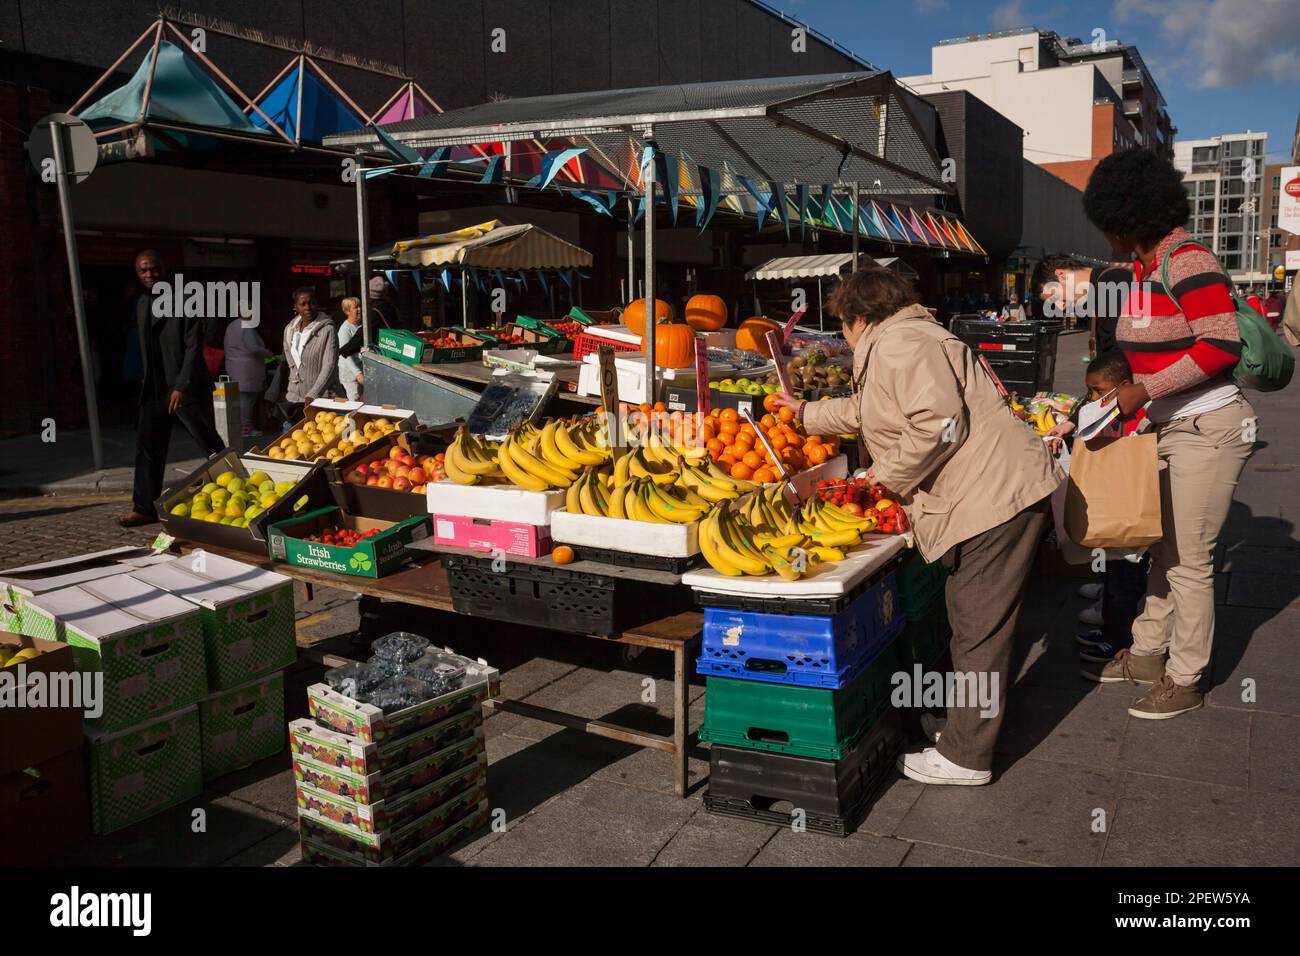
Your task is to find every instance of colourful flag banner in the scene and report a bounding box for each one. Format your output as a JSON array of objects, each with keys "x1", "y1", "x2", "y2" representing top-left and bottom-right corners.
[
  {"x1": 372, "y1": 125, "x2": 421, "y2": 165},
  {"x1": 696, "y1": 166, "x2": 722, "y2": 232},
  {"x1": 417, "y1": 146, "x2": 450, "y2": 178}
]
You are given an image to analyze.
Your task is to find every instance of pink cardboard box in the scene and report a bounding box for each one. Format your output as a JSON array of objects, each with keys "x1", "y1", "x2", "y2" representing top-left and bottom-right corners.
[{"x1": 431, "y1": 513, "x2": 551, "y2": 558}]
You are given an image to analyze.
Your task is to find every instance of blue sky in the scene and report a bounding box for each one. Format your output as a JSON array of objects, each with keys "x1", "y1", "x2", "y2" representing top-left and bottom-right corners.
[{"x1": 786, "y1": 0, "x2": 1299, "y2": 163}]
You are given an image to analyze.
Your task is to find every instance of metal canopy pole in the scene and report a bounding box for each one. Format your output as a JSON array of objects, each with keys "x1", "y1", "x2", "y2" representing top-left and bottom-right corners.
[
  {"x1": 818, "y1": 278, "x2": 824, "y2": 331},
  {"x1": 461, "y1": 271, "x2": 469, "y2": 326},
  {"x1": 354, "y1": 149, "x2": 371, "y2": 347},
  {"x1": 642, "y1": 131, "x2": 656, "y2": 403},
  {"x1": 626, "y1": 195, "x2": 635, "y2": 306},
  {"x1": 51, "y1": 120, "x2": 103, "y2": 470},
  {"x1": 851, "y1": 182, "x2": 860, "y2": 273}
]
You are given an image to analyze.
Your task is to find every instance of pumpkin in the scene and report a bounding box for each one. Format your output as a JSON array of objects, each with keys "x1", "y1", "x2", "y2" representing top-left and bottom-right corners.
[
  {"x1": 651, "y1": 320, "x2": 696, "y2": 369},
  {"x1": 684, "y1": 294, "x2": 728, "y2": 332},
  {"x1": 622, "y1": 298, "x2": 673, "y2": 337},
  {"x1": 735, "y1": 317, "x2": 782, "y2": 357}
]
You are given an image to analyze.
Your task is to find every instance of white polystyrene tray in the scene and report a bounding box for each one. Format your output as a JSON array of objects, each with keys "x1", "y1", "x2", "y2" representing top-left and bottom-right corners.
[
  {"x1": 426, "y1": 480, "x2": 566, "y2": 525},
  {"x1": 549, "y1": 509, "x2": 699, "y2": 557},
  {"x1": 682, "y1": 533, "x2": 908, "y2": 598},
  {"x1": 787, "y1": 454, "x2": 848, "y2": 498}
]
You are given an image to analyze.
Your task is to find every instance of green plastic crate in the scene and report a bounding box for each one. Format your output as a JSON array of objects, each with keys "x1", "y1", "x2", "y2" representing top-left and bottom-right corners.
[
  {"x1": 897, "y1": 551, "x2": 948, "y2": 622},
  {"x1": 87, "y1": 706, "x2": 203, "y2": 834},
  {"x1": 700, "y1": 641, "x2": 901, "y2": 759}
]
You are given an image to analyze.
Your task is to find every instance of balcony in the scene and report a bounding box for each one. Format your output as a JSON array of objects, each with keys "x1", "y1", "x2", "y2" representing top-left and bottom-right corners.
[
  {"x1": 1122, "y1": 69, "x2": 1142, "y2": 88},
  {"x1": 1123, "y1": 98, "x2": 1142, "y2": 116}
]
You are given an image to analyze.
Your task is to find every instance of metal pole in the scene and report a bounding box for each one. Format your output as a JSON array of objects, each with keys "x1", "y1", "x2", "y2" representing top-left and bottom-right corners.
[
  {"x1": 354, "y1": 149, "x2": 371, "y2": 347},
  {"x1": 818, "y1": 278, "x2": 824, "y2": 331},
  {"x1": 626, "y1": 195, "x2": 636, "y2": 307},
  {"x1": 461, "y1": 270, "x2": 469, "y2": 327},
  {"x1": 642, "y1": 133, "x2": 656, "y2": 404},
  {"x1": 851, "y1": 182, "x2": 860, "y2": 272},
  {"x1": 51, "y1": 120, "x2": 103, "y2": 470}
]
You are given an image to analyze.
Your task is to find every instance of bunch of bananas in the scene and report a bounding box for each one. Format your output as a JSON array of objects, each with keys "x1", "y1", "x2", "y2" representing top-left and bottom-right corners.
[
  {"x1": 443, "y1": 418, "x2": 612, "y2": 489},
  {"x1": 698, "y1": 488, "x2": 884, "y2": 580},
  {"x1": 1031, "y1": 406, "x2": 1058, "y2": 435},
  {"x1": 568, "y1": 467, "x2": 712, "y2": 524}
]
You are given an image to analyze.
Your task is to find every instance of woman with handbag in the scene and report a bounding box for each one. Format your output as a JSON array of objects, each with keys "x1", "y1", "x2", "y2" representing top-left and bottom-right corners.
[
  {"x1": 1080, "y1": 149, "x2": 1255, "y2": 718},
  {"x1": 772, "y1": 268, "x2": 1062, "y2": 786}
]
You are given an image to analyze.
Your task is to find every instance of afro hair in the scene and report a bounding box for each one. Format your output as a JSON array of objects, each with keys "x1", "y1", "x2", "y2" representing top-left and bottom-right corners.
[{"x1": 1082, "y1": 149, "x2": 1190, "y2": 247}]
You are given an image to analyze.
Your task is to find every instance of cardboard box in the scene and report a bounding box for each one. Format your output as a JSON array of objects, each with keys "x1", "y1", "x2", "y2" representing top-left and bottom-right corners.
[
  {"x1": 0, "y1": 745, "x2": 91, "y2": 865},
  {"x1": 306, "y1": 651, "x2": 498, "y2": 743},
  {"x1": 267, "y1": 507, "x2": 431, "y2": 579},
  {"x1": 299, "y1": 798, "x2": 489, "y2": 867},
  {"x1": 295, "y1": 755, "x2": 486, "y2": 834},
  {"x1": 0, "y1": 633, "x2": 84, "y2": 776},
  {"x1": 291, "y1": 725, "x2": 485, "y2": 805},
  {"x1": 432, "y1": 513, "x2": 551, "y2": 557},
  {"x1": 130, "y1": 553, "x2": 295, "y2": 690},
  {"x1": 198, "y1": 672, "x2": 285, "y2": 782},
  {"x1": 297, "y1": 787, "x2": 486, "y2": 865},
  {"x1": 288, "y1": 706, "x2": 483, "y2": 777},
  {"x1": 0, "y1": 547, "x2": 173, "y2": 634},
  {"x1": 328, "y1": 429, "x2": 453, "y2": 522},
  {"x1": 426, "y1": 480, "x2": 566, "y2": 525},
  {"x1": 245, "y1": 399, "x2": 361, "y2": 464},
  {"x1": 23, "y1": 578, "x2": 208, "y2": 732},
  {"x1": 380, "y1": 328, "x2": 498, "y2": 366},
  {"x1": 87, "y1": 705, "x2": 202, "y2": 834},
  {"x1": 156, "y1": 449, "x2": 330, "y2": 553}
]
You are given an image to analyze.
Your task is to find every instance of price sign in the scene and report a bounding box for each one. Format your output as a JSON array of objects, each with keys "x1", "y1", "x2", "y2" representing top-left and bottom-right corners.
[
  {"x1": 598, "y1": 347, "x2": 626, "y2": 451},
  {"x1": 693, "y1": 336, "x2": 710, "y2": 417},
  {"x1": 765, "y1": 330, "x2": 793, "y2": 395},
  {"x1": 741, "y1": 410, "x2": 789, "y2": 482},
  {"x1": 782, "y1": 305, "x2": 808, "y2": 340}
]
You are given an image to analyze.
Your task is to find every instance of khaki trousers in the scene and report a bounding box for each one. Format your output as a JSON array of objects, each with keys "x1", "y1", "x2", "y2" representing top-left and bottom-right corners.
[
  {"x1": 1130, "y1": 396, "x2": 1255, "y2": 686},
  {"x1": 937, "y1": 497, "x2": 1050, "y2": 772}
]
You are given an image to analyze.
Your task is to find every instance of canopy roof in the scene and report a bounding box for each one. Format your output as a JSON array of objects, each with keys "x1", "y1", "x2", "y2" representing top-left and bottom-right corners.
[
  {"x1": 248, "y1": 56, "x2": 367, "y2": 144},
  {"x1": 325, "y1": 71, "x2": 951, "y2": 197},
  {"x1": 746, "y1": 253, "x2": 919, "y2": 281},
  {"x1": 391, "y1": 220, "x2": 593, "y2": 269}
]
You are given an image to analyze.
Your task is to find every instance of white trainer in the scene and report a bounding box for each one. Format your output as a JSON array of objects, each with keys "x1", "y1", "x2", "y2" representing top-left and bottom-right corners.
[
  {"x1": 896, "y1": 747, "x2": 992, "y2": 786},
  {"x1": 1078, "y1": 603, "x2": 1104, "y2": 626},
  {"x1": 1077, "y1": 582, "x2": 1103, "y2": 601},
  {"x1": 919, "y1": 712, "x2": 946, "y2": 743}
]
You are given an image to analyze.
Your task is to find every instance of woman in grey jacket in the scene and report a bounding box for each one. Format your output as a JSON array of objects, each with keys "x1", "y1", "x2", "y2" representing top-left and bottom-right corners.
[{"x1": 282, "y1": 288, "x2": 340, "y2": 422}]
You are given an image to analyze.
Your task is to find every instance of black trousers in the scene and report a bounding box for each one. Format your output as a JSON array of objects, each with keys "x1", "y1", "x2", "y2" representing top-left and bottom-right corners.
[
  {"x1": 132, "y1": 398, "x2": 225, "y2": 516},
  {"x1": 1103, "y1": 554, "x2": 1150, "y2": 649}
]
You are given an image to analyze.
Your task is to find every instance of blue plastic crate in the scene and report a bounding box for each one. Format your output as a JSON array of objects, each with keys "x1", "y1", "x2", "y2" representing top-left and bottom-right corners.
[{"x1": 696, "y1": 573, "x2": 903, "y2": 689}]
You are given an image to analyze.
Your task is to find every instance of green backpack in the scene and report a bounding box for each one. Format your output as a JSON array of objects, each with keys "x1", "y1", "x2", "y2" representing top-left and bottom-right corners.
[{"x1": 1161, "y1": 240, "x2": 1294, "y2": 391}]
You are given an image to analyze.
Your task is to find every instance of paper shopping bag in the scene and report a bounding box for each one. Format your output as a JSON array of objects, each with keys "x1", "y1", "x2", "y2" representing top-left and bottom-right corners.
[{"x1": 1063, "y1": 434, "x2": 1162, "y2": 549}]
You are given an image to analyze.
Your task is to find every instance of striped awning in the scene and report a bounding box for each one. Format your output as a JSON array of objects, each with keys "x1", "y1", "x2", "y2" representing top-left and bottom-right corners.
[
  {"x1": 391, "y1": 219, "x2": 593, "y2": 269},
  {"x1": 745, "y1": 254, "x2": 918, "y2": 281}
]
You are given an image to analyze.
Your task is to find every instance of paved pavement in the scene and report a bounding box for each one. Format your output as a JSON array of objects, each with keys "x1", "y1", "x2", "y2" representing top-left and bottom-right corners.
[
  {"x1": 8, "y1": 330, "x2": 1299, "y2": 866},
  {"x1": 0, "y1": 425, "x2": 209, "y2": 497}
]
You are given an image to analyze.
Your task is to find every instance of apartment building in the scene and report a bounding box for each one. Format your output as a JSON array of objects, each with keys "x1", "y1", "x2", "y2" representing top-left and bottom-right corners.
[
  {"x1": 1173, "y1": 132, "x2": 1269, "y2": 280},
  {"x1": 902, "y1": 27, "x2": 1174, "y2": 192}
]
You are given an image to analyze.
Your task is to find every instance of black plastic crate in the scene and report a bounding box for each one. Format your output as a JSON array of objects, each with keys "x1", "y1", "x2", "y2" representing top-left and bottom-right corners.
[
  {"x1": 703, "y1": 708, "x2": 905, "y2": 837},
  {"x1": 956, "y1": 319, "x2": 1061, "y2": 394},
  {"x1": 693, "y1": 562, "x2": 896, "y2": 617},
  {"x1": 571, "y1": 544, "x2": 701, "y2": 574},
  {"x1": 443, "y1": 553, "x2": 689, "y2": 637}
]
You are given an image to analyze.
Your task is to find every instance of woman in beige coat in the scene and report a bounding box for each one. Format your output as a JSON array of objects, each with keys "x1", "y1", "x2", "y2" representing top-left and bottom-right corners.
[{"x1": 776, "y1": 268, "x2": 1062, "y2": 785}]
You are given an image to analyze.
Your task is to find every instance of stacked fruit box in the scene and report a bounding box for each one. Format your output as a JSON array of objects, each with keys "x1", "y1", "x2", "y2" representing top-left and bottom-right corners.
[
  {"x1": 696, "y1": 569, "x2": 908, "y2": 837},
  {"x1": 289, "y1": 636, "x2": 498, "y2": 866}
]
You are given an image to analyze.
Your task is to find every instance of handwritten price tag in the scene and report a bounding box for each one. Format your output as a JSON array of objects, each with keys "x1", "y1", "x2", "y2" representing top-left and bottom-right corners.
[
  {"x1": 693, "y1": 337, "x2": 710, "y2": 417},
  {"x1": 765, "y1": 331, "x2": 793, "y2": 395},
  {"x1": 782, "y1": 306, "x2": 808, "y2": 340}
]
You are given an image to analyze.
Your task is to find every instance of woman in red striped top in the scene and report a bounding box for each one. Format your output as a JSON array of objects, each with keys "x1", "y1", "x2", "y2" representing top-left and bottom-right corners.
[{"x1": 1080, "y1": 149, "x2": 1255, "y2": 719}]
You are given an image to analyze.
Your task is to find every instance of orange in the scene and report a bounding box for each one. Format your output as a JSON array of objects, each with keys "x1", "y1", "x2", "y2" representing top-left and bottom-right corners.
[
  {"x1": 719, "y1": 408, "x2": 739, "y2": 424},
  {"x1": 804, "y1": 434, "x2": 822, "y2": 446},
  {"x1": 760, "y1": 413, "x2": 777, "y2": 430},
  {"x1": 785, "y1": 430, "x2": 805, "y2": 448},
  {"x1": 806, "y1": 443, "x2": 829, "y2": 465},
  {"x1": 752, "y1": 467, "x2": 776, "y2": 484},
  {"x1": 768, "y1": 431, "x2": 788, "y2": 451},
  {"x1": 777, "y1": 406, "x2": 795, "y2": 424},
  {"x1": 730, "y1": 462, "x2": 754, "y2": 480},
  {"x1": 700, "y1": 422, "x2": 716, "y2": 442},
  {"x1": 551, "y1": 546, "x2": 576, "y2": 565},
  {"x1": 717, "y1": 453, "x2": 738, "y2": 468},
  {"x1": 739, "y1": 423, "x2": 756, "y2": 441},
  {"x1": 763, "y1": 393, "x2": 782, "y2": 413},
  {"x1": 706, "y1": 438, "x2": 725, "y2": 457},
  {"x1": 653, "y1": 401, "x2": 667, "y2": 413},
  {"x1": 742, "y1": 450, "x2": 763, "y2": 469},
  {"x1": 719, "y1": 421, "x2": 738, "y2": 438},
  {"x1": 639, "y1": 403, "x2": 652, "y2": 415}
]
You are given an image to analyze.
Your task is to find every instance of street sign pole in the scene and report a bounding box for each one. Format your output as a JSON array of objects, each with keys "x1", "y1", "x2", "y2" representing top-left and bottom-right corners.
[
  {"x1": 50, "y1": 120, "x2": 103, "y2": 471},
  {"x1": 355, "y1": 148, "x2": 371, "y2": 348},
  {"x1": 642, "y1": 130, "x2": 657, "y2": 404}
]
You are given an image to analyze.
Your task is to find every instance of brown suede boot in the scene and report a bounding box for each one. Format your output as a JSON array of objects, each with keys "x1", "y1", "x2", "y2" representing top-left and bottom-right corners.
[
  {"x1": 1081, "y1": 648, "x2": 1164, "y2": 685},
  {"x1": 1128, "y1": 675, "x2": 1204, "y2": 719}
]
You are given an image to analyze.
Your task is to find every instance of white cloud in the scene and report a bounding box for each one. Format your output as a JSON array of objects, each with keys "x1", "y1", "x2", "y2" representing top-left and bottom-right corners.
[
  {"x1": 992, "y1": 0, "x2": 1029, "y2": 30},
  {"x1": 1120, "y1": 0, "x2": 1300, "y2": 89}
]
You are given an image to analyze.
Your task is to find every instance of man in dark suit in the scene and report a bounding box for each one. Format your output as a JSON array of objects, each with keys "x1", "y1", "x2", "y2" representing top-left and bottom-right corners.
[{"x1": 119, "y1": 250, "x2": 225, "y2": 527}]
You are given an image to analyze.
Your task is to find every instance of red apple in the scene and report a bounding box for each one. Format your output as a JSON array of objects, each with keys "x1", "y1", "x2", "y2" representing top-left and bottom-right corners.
[
  {"x1": 392, "y1": 477, "x2": 412, "y2": 492},
  {"x1": 841, "y1": 501, "x2": 864, "y2": 517},
  {"x1": 389, "y1": 447, "x2": 403, "y2": 460},
  {"x1": 366, "y1": 476, "x2": 380, "y2": 486},
  {"x1": 412, "y1": 484, "x2": 426, "y2": 494},
  {"x1": 377, "y1": 476, "x2": 394, "y2": 489},
  {"x1": 385, "y1": 460, "x2": 401, "y2": 477},
  {"x1": 407, "y1": 467, "x2": 427, "y2": 484},
  {"x1": 394, "y1": 464, "x2": 411, "y2": 479},
  {"x1": 346, "y1": 471, "x2": 366, "y2": 485}
]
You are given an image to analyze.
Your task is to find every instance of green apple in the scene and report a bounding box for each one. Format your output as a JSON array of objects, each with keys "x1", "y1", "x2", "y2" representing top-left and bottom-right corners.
[
  {"x1": 719, "y1": 383, "x2": 740, "y2": 393},
  {"x1": 203, "y1": 512, "x2": 223, "y2": 523},
  {"x1": 220, "y1": 516, "x2": 236, "y2": 525},
  {"x1": 274, "y1": 481, "x2": 294, "y2": 496},
  {"x1": 227, "y1": 478, "x2": 245, "y2": 494},
  {"x1": 259, "y1": 480, "x2": 275, "y2": 496},
  {"x1": 169, "y1": 503, "x2": 189, "y2": 517},
  {"x1": 736, "y1": 378, "x2": 752, "y2": 388},
  {"x1": 744, "y1": 384, "x2": 763, "y2": 396},
  {"x1": 718, "y1": 379, "x2": 734, "y2": 388},
  {"x1": 202, "y1": 482, "x2": 219, "y2": 494},
  {"x1": 762, "y1": 384, "x2": 778, "y2": 394}
]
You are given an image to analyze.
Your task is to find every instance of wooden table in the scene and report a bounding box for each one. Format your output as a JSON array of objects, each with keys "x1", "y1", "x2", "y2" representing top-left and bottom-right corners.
[{"x1": 175, "y1": 539, "x2": 702, "y2": 797}]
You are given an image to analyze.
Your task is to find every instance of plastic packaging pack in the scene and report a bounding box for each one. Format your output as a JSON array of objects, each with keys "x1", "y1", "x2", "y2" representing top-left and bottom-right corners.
[
  {"x1": 371, "y1": 632, "x2": 430, "y2": 665},
  {"x1": 398, "y1": 650, "x2": 467, "y2": 696},
  {"x1": 324, "y1": 661, "x2": 392, "y2": 700}
]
